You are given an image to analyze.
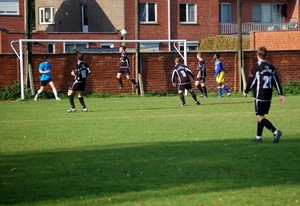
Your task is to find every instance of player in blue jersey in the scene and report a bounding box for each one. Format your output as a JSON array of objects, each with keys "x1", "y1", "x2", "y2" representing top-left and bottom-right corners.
[
  {"x1": 34, "y1": 56, "x2": 61, "y2": 101},
  {"x1": 195, "y1": 52, "x2": 208, "y2": 98},
  {"x1": 171, "y1": 57, "x2": 200, "y2": 106},
  {"x1": 213, "y1": 53, "x2": 231, "y2": 97},
  {"x1": 244, "y1": 46, "x2": 285, "y2": 143},
  {"x1": 67, "y1": 52, "x2": 91, "y2": 113}
]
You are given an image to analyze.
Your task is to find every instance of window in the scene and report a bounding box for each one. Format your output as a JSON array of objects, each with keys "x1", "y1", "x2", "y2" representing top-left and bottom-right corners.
[
  {"x1": 219, "y1": 3, "x2": 231, "y2": 23},
  {"x1": 252, "y1": 3, "x2": 284, "y2": 23},
  {"x1": 0, "y1": 0, "x2": 19, "y2": 15},
  {"x1": 180, "y1": 3, "x2": 196, "y2": 23},
  {"x1": 48, "y1": 43, "x2": 54, "y2": 53},
  {"x1": 100, "y1": 43, "x2": 114, "y2": 48},
  {"x1": 81, "y1": 4, "x2": 88, "y2": 32},
  {"x1": 64, "y1": 43, "x2": 88, "y2": 53},
  {"x1": 140, "y1": 43, "x2": 159, "y2": 51},
  {"x1": 39, "y1": 7, "x2": 55, "y2": 24},
  {"x1": 180, "y1": 41, "x2": 199, "y2": 51},
  {"x1": 140, "y1": 3, "x2": 156, "y2": 23}
]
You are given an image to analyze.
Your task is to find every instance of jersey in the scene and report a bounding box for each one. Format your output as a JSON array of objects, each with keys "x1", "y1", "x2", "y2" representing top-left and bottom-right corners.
[
  {"x1": 171, "y1": 64, "x2": 195, "y2": 85},
  {"x1": 74, "y1": 61, "x2": 91, "y2": 82},
  {"x1": 244, "y1": 60, "x2": 283, "y2": 101},
  {"x1": 197, "y1": 59, "x2": 206, "y2": 79},
  {"x1": 214, "y1": 58, "x2": 225, "y2": 77},
  {"x1": 39, "y1": 62, "x2": 52, "y2": 81},
  {"x1": 119, "y1": 51, "x2": 130, "y2": 70}
]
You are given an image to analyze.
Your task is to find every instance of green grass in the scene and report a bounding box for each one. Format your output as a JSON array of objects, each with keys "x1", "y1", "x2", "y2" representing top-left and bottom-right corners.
[{"x1": 1, "y1": 95, "x2": 300, "y2": 206}]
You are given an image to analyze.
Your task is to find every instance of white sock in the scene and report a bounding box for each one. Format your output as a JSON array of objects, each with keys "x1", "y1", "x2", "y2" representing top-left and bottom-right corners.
[
  {"x1": 52, "y1": 88, "x2": 58, "y2": 98},
  {"x1": 256, "y1": 136, "x2": 262, "y2": 139},
  {"x1": 35, "y1": 89, "x2": 42, "y2": 97}
]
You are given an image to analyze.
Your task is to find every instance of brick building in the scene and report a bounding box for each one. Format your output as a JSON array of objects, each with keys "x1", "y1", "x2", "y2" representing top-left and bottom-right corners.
[
  {"x1": 1, "y1": 0, "x2": 299, "y2": 54},
  {"x1": 1, "y1": 0, "x2": 300, "y2": 95}
]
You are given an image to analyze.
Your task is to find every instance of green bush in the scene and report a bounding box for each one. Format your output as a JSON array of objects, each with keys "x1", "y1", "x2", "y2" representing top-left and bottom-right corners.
[
  {"x1": 200, "y1": 35, "x2": 250, "y2": 50},
  {"x1": 0, "y1": 81, "x2": 32, "y2": 100},
  {"x1": 282, "y1": 81, "x2": 300, "y2": 95},
  {"x1": 1, "y1": 80, "x2": 299, "y2": 101}
]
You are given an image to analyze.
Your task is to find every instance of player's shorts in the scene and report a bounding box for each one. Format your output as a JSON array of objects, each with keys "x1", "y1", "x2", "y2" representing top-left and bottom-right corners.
[
  {"x1": 196, "y1": 77, "x2": 205, "y2": 83},
  {"x1": 118, "y1": 67, "x2": 130, "y2": 75},
  {"x1": 216, "y1": 71, "x2": 225, "y2": 83},
  {"x1": 255, "y1": 100, "x2": 271, "y2": 116},
  {"x1": 69, "y1": 80, "x2": 86, "y2": 91},
  {"x1": 40, "y1": 78, "x2": 54, "y2": 86},
  {"x1": 178, "y1": 83, "x2": 192, "y2": 91}
]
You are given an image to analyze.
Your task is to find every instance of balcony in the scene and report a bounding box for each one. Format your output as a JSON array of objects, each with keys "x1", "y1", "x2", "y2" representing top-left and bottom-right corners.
[{"x1": 220, "y1": 22, "x2": 298, "y2": 35}]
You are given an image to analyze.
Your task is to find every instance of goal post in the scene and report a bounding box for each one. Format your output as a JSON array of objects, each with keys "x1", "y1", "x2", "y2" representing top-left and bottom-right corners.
[{"x1": 11, "y1": 39, "x2": 187, "y2": 99}]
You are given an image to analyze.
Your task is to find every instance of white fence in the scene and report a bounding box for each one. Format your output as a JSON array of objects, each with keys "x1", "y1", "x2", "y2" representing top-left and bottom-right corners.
[{"x1": 220, "y1": 22, "x2": 298, "y2": 34}]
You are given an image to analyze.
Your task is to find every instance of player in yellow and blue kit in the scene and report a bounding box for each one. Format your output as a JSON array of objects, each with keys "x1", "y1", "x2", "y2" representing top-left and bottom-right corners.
[{"x1": 214, "y1": 53, "x2": 231, "y2": 97}]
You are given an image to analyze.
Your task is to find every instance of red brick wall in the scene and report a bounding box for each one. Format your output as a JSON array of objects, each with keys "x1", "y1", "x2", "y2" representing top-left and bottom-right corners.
[
  {"x1": 126, "y1": 0, "x2": 220, "y2": 41},
  {"x1": 250, "y1": 30, "x2": 300, "y2": 50},
  {"x1": 1, "y1": 51, "x2": 300, "y2": 95},
  {"x1": 0, "y1": 0, "x2": 25, "y2": 32}
]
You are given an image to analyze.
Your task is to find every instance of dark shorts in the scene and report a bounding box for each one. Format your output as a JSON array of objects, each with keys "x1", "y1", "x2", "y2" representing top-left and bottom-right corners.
[
  {"x1": 196, "y1": 77, "x2": 205, "y2": 83},
  {"x1": 69, "y1": 81, "x2": 86, "y2": 91},
  {"x1": 40, "y1": 78, "x2": 54, "y2": 86},
  {"x1": 178, "y1": 83, "x2": 192, "y2": 91},
  {"x1": 255, "y1": 100, "x2": 271, "y2": 116},
  {"x1": 118, "y1": 67, "x2": 130, "y2": 75}
]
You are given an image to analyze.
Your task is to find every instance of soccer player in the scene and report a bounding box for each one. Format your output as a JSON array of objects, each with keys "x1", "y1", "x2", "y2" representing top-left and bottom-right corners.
[
  {"x1": 67, "y1": 52, "x2": 91, "y2": 113},
  {"x1": 195, "y1": 52, "x2": 208, "y2": 98},
  {"x1": 116, "y1": 45, "x2": 138, "y2": 90},
  {"x1": 214, "y1": 53, "x2": 231, "y2": 97},
  {"x1": 34, "y1": 55, "x2": 61, "y2": 101},
  {"x1": 171, "y1": 57, "x2": 200, "y2": 106},
  {"x1": 243, "y1": 46, "x2": 285, "y2": 143}
]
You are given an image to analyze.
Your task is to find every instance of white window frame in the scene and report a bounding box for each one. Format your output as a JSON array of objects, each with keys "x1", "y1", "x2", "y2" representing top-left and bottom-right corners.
[
  {"x1": 180, "y1": 3, "x2": 196, "y2": 24},
  {"x1": 219, "y1": 3, "x2": 231, "y2": 23},
  {"x1": 139, "y1": 2, "x2": 157, "y2": 23},
  {"x1": 180, "y1": 41, "x2": 199, "y2": 51},
  {"x1": 39, "y1": 7, "x2": 55, "y2": 24},
  {"x1": 0, "y1": 0, "x2": 19, "y2": 15}
]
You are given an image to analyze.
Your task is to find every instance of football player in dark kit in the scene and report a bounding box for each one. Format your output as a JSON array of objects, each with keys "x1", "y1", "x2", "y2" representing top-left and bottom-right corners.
[
  {"x1": 244, "y1": 46, "x2": 285, "y2": 143},
  {"x1": 195, "y1": 52, "x2": 208, "y2": 98},
  {"x1": 67, "y1": 52, "x2": 91, "y2": 113},
  {"x1": 171, "y1": 57, "x2": 200, "y2": 106},
  {"x1": 116, "y1": 45, "x2": 138, "y2": 90}
]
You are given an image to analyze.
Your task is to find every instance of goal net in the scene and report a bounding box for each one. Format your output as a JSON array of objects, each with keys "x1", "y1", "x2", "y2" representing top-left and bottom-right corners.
[{"x1": 11, "y1": 39, "x2": 188, "y2": 99}]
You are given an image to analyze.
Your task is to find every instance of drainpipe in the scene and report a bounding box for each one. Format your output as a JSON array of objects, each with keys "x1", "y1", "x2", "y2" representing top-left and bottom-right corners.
[{"x1": 168, "y1": 0, "x2": 171, "y2": 51}]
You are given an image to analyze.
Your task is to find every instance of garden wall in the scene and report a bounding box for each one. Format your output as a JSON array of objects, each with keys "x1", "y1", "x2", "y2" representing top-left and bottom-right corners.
[{"x1": 0, "y1": 50, "x2": 300, "y2": 95}]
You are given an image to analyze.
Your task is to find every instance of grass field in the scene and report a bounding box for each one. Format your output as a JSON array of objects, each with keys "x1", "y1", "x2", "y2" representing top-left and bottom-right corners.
[{"x1": 0, "y1": 95, "x2": 299, "y2": 206}]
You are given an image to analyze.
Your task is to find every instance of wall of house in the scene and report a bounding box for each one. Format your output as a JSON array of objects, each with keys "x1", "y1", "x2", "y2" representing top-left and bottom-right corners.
[
  {"x1": 250, "y1": 30, "x2": 300, "y2": 50},
  {"x1": 126, "y1": 0, "x2": 220, "y2": 42},
  {"x1": 0, "y1": 31, "x2": 123, "y2": 54},
  {"x1": 0, "y1": 0, "x2": 25, "y2": 32},
  {"x1": 1, "y1": 51, "x2": 300, "y2": 95},
  {"x1": 35, "y1": 0, "x2": 124, "y2": 32}
]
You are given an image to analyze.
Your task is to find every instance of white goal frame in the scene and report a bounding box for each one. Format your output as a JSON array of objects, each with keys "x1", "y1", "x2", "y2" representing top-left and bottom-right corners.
[{"x1": 11, "y1": 39, "x2": 187, "y2": 99}]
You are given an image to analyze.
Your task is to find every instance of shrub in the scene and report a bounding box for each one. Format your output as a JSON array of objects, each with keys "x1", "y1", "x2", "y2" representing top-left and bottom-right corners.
[
  {"x1": 282, "y1": 81, "x2": 300, "y2": 95},
  {"x1": 200, "y1": 35, "x2": 250, "y2": 50},
  {"x1": 0, "y1": 81, "x2": 32, "y2": 100}
]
